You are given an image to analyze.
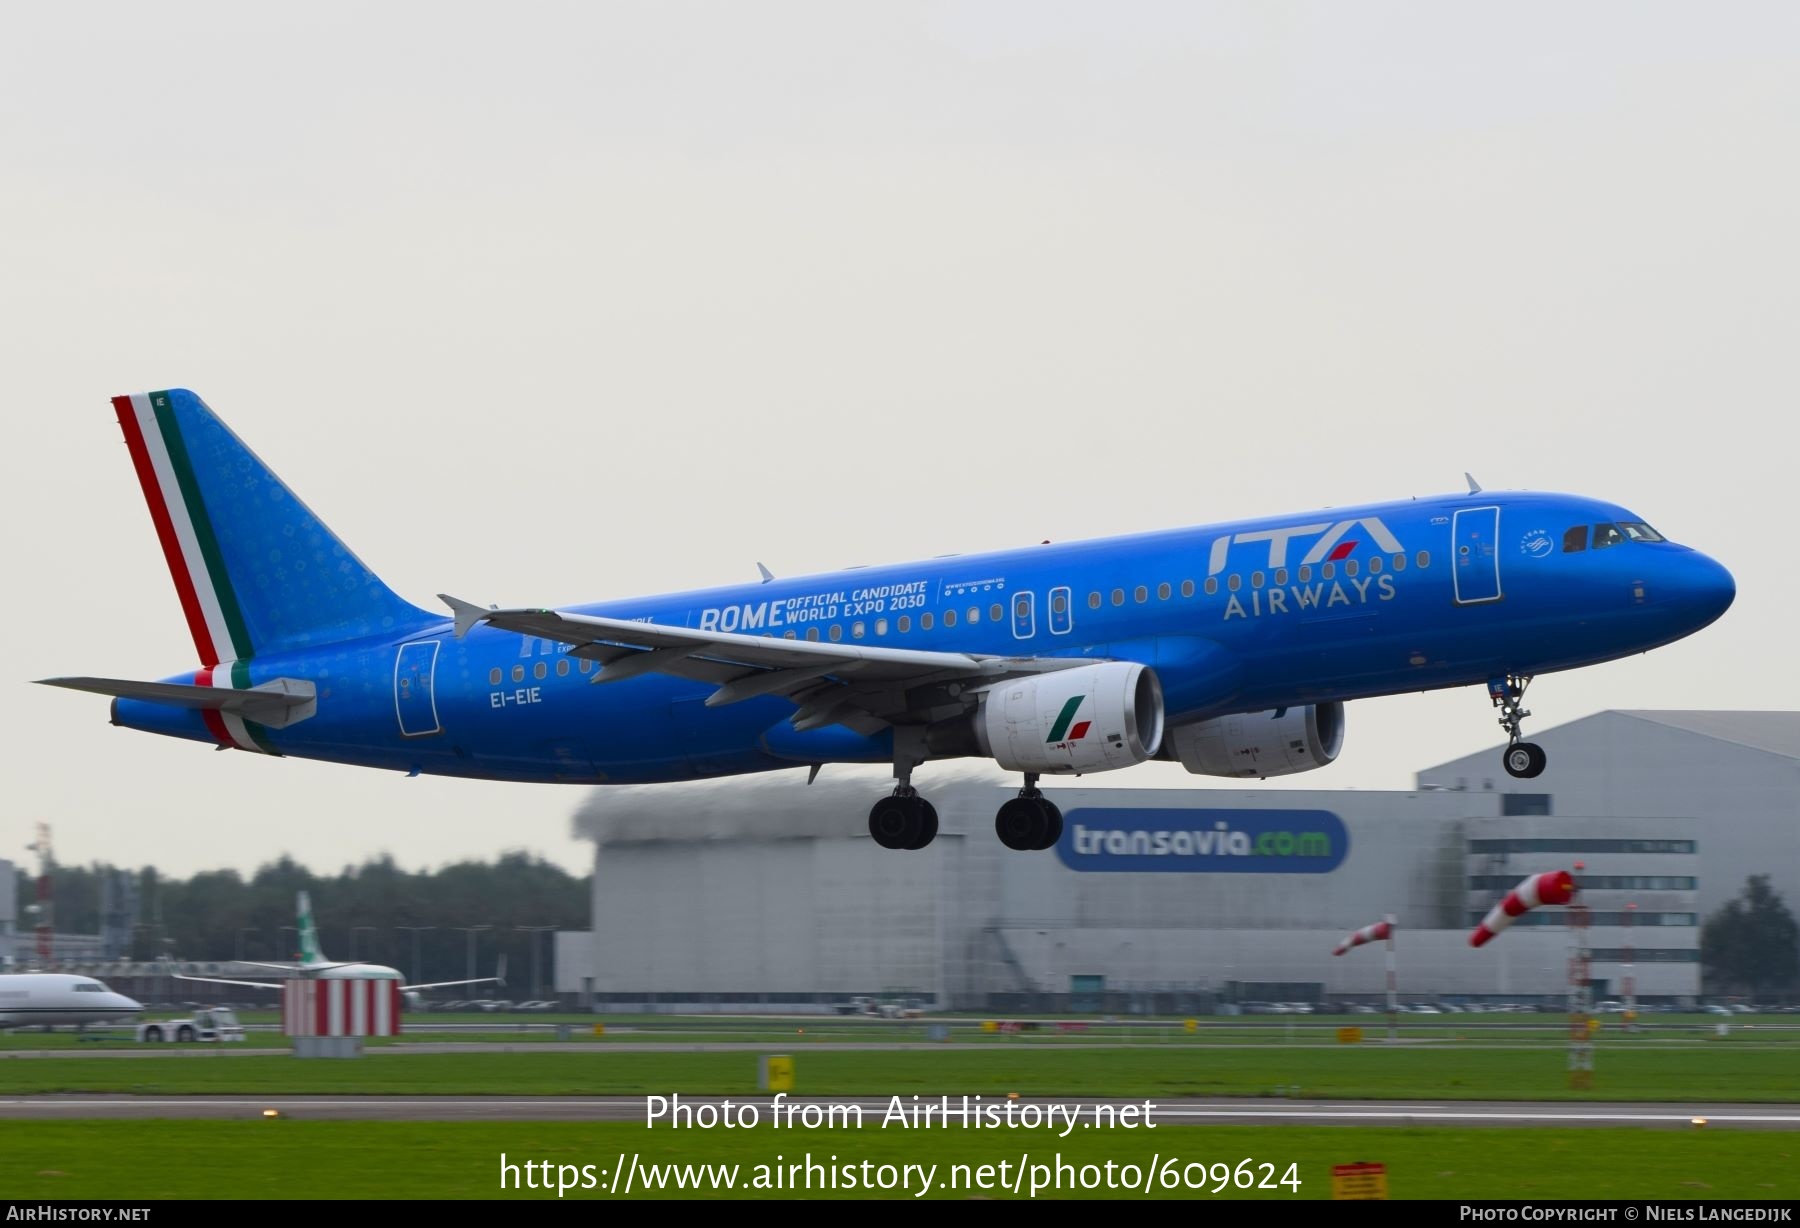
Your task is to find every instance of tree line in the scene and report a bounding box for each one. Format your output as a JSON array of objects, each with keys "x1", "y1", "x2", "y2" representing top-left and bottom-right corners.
[{"x1": 13, "y1": 852, "x2": 589, "y2": 999}]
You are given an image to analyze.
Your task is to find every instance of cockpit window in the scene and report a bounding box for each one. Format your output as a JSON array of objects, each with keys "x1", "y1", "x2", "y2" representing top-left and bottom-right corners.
[
  {"x1": 1618, "y1": 521, "x2": 1664, "y2": 543},
  {"x1": 1592, "y1": 523, "x2": 1626, "y2": 549},
  {"x1": 1562, "y1": 526, "x2": 1588, "y2": 553},
  {"x1": 75, "y1": 983, "x2": 103, "y2": 992}
]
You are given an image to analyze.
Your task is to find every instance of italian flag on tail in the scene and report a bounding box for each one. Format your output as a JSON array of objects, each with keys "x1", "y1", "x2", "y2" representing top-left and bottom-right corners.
[{"x1": 113, "y1": 392, "x2": 272, "y2": 754}]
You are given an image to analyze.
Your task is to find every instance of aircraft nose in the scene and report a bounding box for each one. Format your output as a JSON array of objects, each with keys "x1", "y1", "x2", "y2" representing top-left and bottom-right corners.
[
  {"x1": 115, "y1": 993, "x2": 143, "y2": 1012},
  {"x1": 1677, "y1": 552, "x2": 1736, "y2": 628}
]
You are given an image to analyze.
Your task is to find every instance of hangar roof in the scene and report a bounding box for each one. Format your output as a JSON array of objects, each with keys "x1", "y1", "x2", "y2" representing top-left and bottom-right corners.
[{"x1": 1609, "y1": 711, "x2": 1800, "y2": 762}]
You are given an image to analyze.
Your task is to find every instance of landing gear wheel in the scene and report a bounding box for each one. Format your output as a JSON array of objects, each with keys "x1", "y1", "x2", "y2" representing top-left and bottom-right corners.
[
  {"x1": 869, "y1": 794, "x2": 924, "y2": 850},
  {"x1": 995, "y1": 796, "x2": 1043, "y2": 851},
  {"x1": 904, "y1": 801, "x2": 939, "y2": 850},
  {"x1": 1502, "y1": 741, "x2": 1546, "y2": 779},
  {"x1": 996, "y1": 795, "x2": 1061, "y2": 851}
]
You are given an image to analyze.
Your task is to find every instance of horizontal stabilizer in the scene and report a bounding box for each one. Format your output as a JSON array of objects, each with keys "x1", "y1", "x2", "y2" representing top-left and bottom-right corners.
[{"x1": 36, "y1": 676, "x2": 318, "y2": 729}]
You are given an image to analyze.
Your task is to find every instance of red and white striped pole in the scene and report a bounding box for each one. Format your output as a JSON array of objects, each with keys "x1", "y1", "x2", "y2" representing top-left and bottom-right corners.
[{"x1": 1384, "y1": 914, "x2": 1398, "y2": 1043}]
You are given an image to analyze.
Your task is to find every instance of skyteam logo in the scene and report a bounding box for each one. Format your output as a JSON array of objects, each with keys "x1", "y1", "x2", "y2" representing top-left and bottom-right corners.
[
  {"x1": 1520, "y1": 528, "x2": 1553, "y2": 559},
  {"x1": 1046, "y1": 696, "x2": 1091, "y2": 744},
  {"x1": 1055, "y1": 808, "x2": 1349, "y2": 874}
]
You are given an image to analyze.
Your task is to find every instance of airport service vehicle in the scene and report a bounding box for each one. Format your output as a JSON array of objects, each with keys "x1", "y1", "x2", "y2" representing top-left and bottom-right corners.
[
  {"x1": 0, "y1": 973, "x2": 143, "y2": 1030},
  {"x1": 137, "y1": 1007, "x2": 245, "y2": 1043},
  {"x1": 40, "y1": 390, "x2": 1735, "y2": 853}
]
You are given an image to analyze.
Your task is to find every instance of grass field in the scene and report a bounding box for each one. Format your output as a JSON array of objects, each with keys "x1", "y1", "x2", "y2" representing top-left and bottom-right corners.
[
  {"x1": 3, "y1": 1044, "x2": 1799, "y2": 1100},
  {"x1": 0, "y1": 1120, "x2": 1791, "y2": 1200}
]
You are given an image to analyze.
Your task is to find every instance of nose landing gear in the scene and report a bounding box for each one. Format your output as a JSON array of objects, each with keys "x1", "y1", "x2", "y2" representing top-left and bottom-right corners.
[{"x1": 1490, "y1": 674, "x2": 1546, "y2": 779}]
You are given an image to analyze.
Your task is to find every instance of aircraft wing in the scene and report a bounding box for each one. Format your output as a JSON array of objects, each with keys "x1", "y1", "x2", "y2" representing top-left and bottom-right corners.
[
  {"x1": 173, "y1": 972, "x2": 282, "y2": 991},
  {"x1": 35, "y1": 676, "x2": 317, "y2": 728},
  {"x1": 404, "y1": 954, "x2": 507, "y2": 993},
  {"x1": 441, "y1": 595, "x2": 1092, "y2": 733}
]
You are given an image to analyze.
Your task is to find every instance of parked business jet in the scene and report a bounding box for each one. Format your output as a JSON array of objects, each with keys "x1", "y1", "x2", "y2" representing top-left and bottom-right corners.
[
  {"x1": 0, "y1": 973, "x2": 143, "y2": 1030},
  {"x1": 173, "y1": 892, "x2": 504, "y2": 1008},
  {"x1": 39, "y1": 391, "x2": 1734, "y2": 853}
]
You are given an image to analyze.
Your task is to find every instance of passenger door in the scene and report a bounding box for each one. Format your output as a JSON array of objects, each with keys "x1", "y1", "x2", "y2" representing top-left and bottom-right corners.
[
  {"x1": 394, "y1": 640, "x2": 442, "y2": 736},
  {"x1": 1452, "y1": 507, "x2": 1503, "y2": 604}
]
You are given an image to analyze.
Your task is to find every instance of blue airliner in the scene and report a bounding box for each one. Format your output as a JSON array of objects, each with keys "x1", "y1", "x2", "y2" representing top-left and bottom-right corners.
[{"x1": 39, "y1": 390, "x2": 1735, "y2": 853}]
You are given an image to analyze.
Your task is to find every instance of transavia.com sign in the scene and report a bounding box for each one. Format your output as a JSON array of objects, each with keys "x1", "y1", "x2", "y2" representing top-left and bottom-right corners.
[{"x1": 1054, "y1": 808, "x2": 1349, "y2": 874}]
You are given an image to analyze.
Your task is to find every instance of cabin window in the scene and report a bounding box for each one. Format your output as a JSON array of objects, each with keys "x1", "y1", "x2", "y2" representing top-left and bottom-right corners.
[
  {"x1": 1111, "y1": 588, "x2": 1125, "y2": 606},
  {"x1": 1593, "y1": 523, "x2": 1626, "y2": 549},
  {"x1": 533, "y1": 662, "x2": 547, "y2": 680},
  {"x1": 1157, "y1": 582, "x2": 1171, "y2": 600},
  {"x1": 511, "y1": 665, "x2": 524, "y2": 683},
  {"x1": 1180, "y1": 579, "x2": 1195, "y2": 598},
  {"x1": 852, "y1": 621, "x2": 865, "y2": 639},
  {"x1": 579, "y1": 659, "x2": 594, "y2": 674},
  {"x1": 489, "y1": 668, "x2": 501, "y2": 686},
  {"x1": 1416, "y1": 551, "x2": 1430, "y2": 568},
  {"x1": 1298, "y1": 565, "x2": 1312, "y2": 582},
  {"x1": 806, "y1": 627, "x2": 820, "y2": 641},
  {"x1": 1367, "y1": 556, "x2": 1381, "y2": 574},
  {"x1": 556, "y1": 659, "x2": 570, "y2": 677},
  {"x1": 783, "y1": 630, "x2": 796, "y2": 639},
  {"x1": 1274, "y1": 568, "x2": 1288, "y2": 585},
  {"x1": 829, "y1": 625, "x2": 843, "y2": 641},
  {"x1": 944, "y1": 609, "x2": 958, "y2": 627},
  {"x1": 1321, "y1": 562, "x2": 1335, "y2": 580},
  {"x1": 1251, "y1": 571, "x2": 1265, "y2": 589},
  {"x1": 1228, "y1": 574, "x2": 1241, "y2": 592},
  {"x1": 898, "y1": 615, "x2": 911, "y2": 633},
  {"x1": 1088, "y1": 591, "x2": 1101, "y2": 609},
  {"x1": 1134, "y1": 585, "x2": 1147, "y2": 603},
  {"x1": 1204, "y1": 577, "x2": 1218, "y2": 596},
  {"x1": 921, "y1": 612, "x2": 935, "y2": 631},
  {"x1": 1619, "y1": 521, "x2": 1665, "y2": 543},
  {"x1": 1563, "y1": 526, "x2": 1589, "y2": 553},
  {"x1": 1343, "y1": 559, "x2": 1359, "y2": 578},
  {"x1": 875, "y1": 618, "x2": 888, "y2": 636},
  {"x1": 967, "y1": 606, "x2": 980, "y2": 623},
  {"x1": 1391, "y1": 553, "x2": 1405, "y2": 571},
  {"x1": 990, "y1": 603, "x2": 1004, "y2": 622},
  {"x1": 1051, "y1": 592, "x2": 1068, "y2": 615}
]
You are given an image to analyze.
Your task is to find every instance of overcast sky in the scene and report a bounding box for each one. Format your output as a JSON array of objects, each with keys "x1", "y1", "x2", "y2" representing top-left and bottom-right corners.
[{"x1": 4, "y1": 3, "x2": 1797, "y2": 880}]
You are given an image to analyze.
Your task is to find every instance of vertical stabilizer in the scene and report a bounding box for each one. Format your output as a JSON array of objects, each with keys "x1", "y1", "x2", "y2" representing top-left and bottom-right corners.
[
  {"x1": 296, "y1": 891, "x2": 326, "y2": 966},
  {"x1": 112, "y1": 389, "x2": 435, "y2": 664}
]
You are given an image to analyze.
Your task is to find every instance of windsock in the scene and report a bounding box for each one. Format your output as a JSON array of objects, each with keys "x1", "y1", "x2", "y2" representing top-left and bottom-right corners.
[
  {"x1": 1333, "y1": 920, "x2": 1393, "y2": 956},
  {"x1": 1469, "y1": 870, "x2": 1576, "y2": 948}
]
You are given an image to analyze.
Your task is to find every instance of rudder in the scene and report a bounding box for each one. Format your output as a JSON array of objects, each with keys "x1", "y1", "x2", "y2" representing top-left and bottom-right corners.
[{"x1": 114, "y1": 389, "x2": 434, "y2": 663}]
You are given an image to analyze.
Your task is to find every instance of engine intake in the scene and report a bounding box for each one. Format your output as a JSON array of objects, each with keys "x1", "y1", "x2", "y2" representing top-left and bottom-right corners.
[
  {"x1": 969, "y1": 662, "x2": 1164, "y2": 775},
  {"x1": 1161, "y1": 702, "x2": 1345, "y2": 779}
]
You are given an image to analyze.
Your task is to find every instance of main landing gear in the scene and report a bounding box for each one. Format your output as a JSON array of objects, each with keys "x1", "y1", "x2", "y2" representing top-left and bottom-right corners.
[
  {"x1": 995, "y1": 774, "x2": 1063, "y2": 852},
  {"x1": 868, "y1": 787, "x2": 939, "y2": 851},
  {"x1": 1490, "y1": 674, "x2": 1547, "y2": 779}
]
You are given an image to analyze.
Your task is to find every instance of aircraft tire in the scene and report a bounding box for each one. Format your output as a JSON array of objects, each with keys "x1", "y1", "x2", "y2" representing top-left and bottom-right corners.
[
  {"x1": 1503, "y1": 742, "x2": 1547, "y2": 779},
  {"x1": 143, "y1": 1028, "x2": 163, "y2": 1043},
  {"x1": 1033, "y1": 800, "x2": 1064, "y2": 851},
  {"x1": 869, "y1": 795, "x2": 923, "y2": 850},
  {"x1": 905, "y1": 802, "x2": 939, "y2": 850},
  {"x1": 995, "y1": 796, "x2": 1046, "y2": 851}
]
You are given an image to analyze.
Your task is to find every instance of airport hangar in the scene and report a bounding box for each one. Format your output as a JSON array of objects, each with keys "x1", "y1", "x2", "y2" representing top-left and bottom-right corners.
[{"x1": 552, "y1": 710, "x2": 1794, "y2": 1013}]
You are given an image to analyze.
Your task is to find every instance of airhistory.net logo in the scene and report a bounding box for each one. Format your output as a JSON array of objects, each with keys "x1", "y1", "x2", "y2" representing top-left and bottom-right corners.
[{"x1": 1055, "y1": 808, "x2": 1349, "y2": 874}]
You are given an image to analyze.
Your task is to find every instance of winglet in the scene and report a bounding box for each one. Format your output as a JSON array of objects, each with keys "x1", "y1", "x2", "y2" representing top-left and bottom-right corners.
[
  {"x1": 495, "y1": 953, "x2": 508, "y2": 989},
  {"x1": 1464, "y1": 472, "x2": 1483, "y2": 494},
  {"x1": 757, "y1": 562, "x2": 775, "y2": 584},
  {"x1": 439, "y1": 594, "x2": 497, "y2": 639}
]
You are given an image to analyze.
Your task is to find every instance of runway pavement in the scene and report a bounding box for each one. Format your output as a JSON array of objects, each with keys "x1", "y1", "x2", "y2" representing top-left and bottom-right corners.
[
  {"x1": 1, "y1": 1094, "x2": 1796, "y2": 1128},
  {"x1": 4, "y1": 1038, "x2": 1785, "y2": 1058}
]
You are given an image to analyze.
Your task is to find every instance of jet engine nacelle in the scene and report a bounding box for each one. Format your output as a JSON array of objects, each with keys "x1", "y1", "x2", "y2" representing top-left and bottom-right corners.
[
  {"x1": 971, "y1": 662, "x2": 1164, "y2": 775},
  {"x1": 1160, "y1": 701, "x2": 1345, "y2": 779}
]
